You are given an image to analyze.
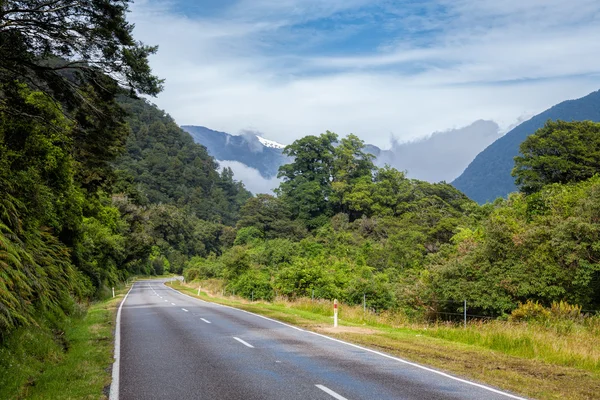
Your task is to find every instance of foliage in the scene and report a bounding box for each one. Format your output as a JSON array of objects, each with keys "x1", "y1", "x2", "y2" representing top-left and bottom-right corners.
[
  {"x1": 0, "y1": 0, "x2": 163, "y2": 101},
  {"x1": 513, "y1": 120, "x2": 600, "y2": 194},
  {"x1": 115, "y1": 96, "x2": 251, "y2": 225}
]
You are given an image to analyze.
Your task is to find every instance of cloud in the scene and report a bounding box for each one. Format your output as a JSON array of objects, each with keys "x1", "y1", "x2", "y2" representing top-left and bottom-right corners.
[
  {"x1": 218, "y1": 160, "x2": 281, "y2": 194},
  {"x1": 376, "y1": 120, "x2": 502, "y2": 182},
  {"x1": 130, "y1": 0, "x2": 600, "y2": 148},
  {"x1": 238, "y1": 130, "x2": 264, "y2": 153}
]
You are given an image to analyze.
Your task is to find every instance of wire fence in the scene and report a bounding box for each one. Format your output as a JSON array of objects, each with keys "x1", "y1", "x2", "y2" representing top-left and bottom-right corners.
[{"x1": 216, "y1": 285, "x2": 600, "y2": 325}]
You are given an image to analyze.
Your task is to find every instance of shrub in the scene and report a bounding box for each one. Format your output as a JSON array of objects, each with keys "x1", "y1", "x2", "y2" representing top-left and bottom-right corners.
[{"x1": 510, "y1": 300, "x2": 551, "y2": 322}]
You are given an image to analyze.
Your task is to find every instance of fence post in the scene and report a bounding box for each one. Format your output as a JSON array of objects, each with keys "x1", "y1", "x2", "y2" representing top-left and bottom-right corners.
[
  {"x1": 197, "y1": 285, "x2": 201, "y2": 296},
  {"x1": 464, "y1": 299, "x2": 467, "y2": 328},
  {"x1": 251, "y1": 291, "x2": 254, "y2": 302},
  {"x1": 312, "y1": 288, "x2": 314, "y2": 302},
  {"x1": 334, "y1": 299, "x2": 338, "y2": 328}
]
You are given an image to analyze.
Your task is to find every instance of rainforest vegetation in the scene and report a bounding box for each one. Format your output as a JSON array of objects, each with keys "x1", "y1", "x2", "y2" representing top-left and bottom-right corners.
[
  {"x1": 0, "y1": 0, "x2": 249, "y2": 340},
  {"x1": 185, "y1": 122, "x2": 600, "y2": 319},
  {"x1": 1, "y1": 0, "x2": 600, "y2": 351}
]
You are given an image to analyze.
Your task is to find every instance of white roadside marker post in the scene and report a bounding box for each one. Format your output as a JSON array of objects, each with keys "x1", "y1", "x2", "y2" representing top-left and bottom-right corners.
[
  {"x1": 112, "y1": 287, "x2": 115, "y2": 298},
  {"x1": 334, "y1": 299, "x2": 338, "y2": 328},
  {"x1": 198, "y1": 285, "x2": 201, "y2": 296}
]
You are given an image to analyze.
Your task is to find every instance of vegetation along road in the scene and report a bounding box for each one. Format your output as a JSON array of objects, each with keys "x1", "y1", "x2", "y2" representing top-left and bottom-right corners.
[{"x1": 114, "y1": 279, "x2": 526, "y2": 400}]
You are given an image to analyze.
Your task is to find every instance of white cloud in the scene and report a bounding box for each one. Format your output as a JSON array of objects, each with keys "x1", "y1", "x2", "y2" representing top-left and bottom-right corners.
[
  {"x1": 130, "y1": 0, "x2": 600, "y2": 148},
  {"x1": 218, "y1": 160, "x2": 281, "y2": 195},
  {"x1": 377, "y1": 120, "x2": 502, "y2": 182}
]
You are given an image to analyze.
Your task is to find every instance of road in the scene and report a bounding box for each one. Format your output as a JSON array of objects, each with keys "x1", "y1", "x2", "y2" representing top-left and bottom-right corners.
[{"x1": 113, "y1": 279, "x2": 527, "y2": 400}]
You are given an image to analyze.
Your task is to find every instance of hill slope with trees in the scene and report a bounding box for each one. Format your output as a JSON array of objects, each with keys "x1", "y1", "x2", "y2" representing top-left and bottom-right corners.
[{"x1": 452, "y1": 90, "x2": 600, "y2": 203}]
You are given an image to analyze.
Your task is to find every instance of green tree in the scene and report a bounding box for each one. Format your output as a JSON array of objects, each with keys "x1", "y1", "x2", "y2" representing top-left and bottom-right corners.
[
  {"x1": 0, "y1": 0, "x2": 163, "y2": 102},
  {"x1": 237, "y1": 194, "x2": 307, "y2": 240},
  {"x1": 277, "y1": 132, "x2": 337, "y2": 225},
  {"x1": 513, "y1": 120, "x2": 600, "y2": 194}
]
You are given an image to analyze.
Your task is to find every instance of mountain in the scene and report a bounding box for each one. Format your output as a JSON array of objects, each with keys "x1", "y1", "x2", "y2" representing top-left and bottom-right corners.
[
  {"x1": 452, "y1": 90, "x2": 600, "y2": 204},
  {"x1": 181, "y1": 125, "x2": 288, "y2": 179},
  {"x1": 183, "y1": 121, "x2": 501, "y2": 188}
]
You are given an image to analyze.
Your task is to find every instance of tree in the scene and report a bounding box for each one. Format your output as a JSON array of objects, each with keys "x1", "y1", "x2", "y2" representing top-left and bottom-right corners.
[
  {"x1": 0, "y1": 0, "x2": 163, "y2": 102},
  {"x1": 277, "y1": 132, "x2": 338, "y2": 225},
  {"x1": 513, "y1": 120, "x2": 600, "y2": 194},
  {"x1": 331, "y1": 134, "x2": 375, "y2": 217},
  {"x1": 236, "y1": 194, "x2": 306, "y2": 240}
]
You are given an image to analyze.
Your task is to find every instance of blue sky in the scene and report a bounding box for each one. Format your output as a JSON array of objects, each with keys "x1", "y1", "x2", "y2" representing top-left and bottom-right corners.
[{"x1": 130, "y1": 0, "x2": 600, "y2": 148}]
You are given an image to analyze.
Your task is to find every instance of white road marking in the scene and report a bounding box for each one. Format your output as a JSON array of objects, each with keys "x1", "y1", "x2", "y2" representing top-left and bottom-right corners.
[
  {"x1": 182, "y1": 308, "x2": 189, "y2": 312},
  {"x1": 315, "y1": 385, "x2": 348, "y2": 400},
  {"x1": 164, "y1": 300, "x2": 168, "y2": 302},
  {"x1": 109, "y1": 284, "x2": 134, "y2": 400},
  {"x1": 233, "y1": 337, "x2": 254, "y2": 348},
  {"x1": 171, "y1": 303, "x2": 176, "y2": 305},
  {"x1": 164, "y1": 282, "x2": 526, "y2": 400},
  {"x1": 200, "y1": 318, "x2": 211, "y2": 324}
]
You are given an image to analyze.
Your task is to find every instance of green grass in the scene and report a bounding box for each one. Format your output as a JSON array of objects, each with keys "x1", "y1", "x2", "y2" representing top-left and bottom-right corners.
[
  {"x1": 170, "y1": 280, "x2": 600, "y2": 400},
  {"x1": 0, "y1": 288, "x2": 128, "y2": 400}
]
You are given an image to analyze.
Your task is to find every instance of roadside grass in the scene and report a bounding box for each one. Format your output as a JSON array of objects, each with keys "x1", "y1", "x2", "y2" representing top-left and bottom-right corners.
[
  {"x1": 169, "y1": 280, "x2": 600, "y2": 400},
  {"x1": 0, "y1": 286, "x2": 130, "y2": 400}
]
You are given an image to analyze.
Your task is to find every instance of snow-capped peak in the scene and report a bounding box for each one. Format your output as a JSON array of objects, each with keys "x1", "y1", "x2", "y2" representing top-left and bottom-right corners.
[{"x1": 256, "y1": 135, "x2": 286, "y2": 149}]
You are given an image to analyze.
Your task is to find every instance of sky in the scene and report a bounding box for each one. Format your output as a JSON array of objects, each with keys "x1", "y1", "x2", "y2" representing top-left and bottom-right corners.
[{"x1": 129, "y1": 0, "x2": 600, "y2": 148}]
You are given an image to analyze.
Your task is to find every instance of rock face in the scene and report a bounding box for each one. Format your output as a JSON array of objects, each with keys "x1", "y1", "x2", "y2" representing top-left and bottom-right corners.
[{"x1": 452, "y1": 89, "x2": 600, "y2": 204}]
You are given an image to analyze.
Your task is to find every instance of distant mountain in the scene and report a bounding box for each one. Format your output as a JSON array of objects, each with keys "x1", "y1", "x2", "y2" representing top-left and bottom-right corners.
[
  {"x1": 183, "y1": 121, "x2": 503, "y2": 191},
  {"x1": 452, "y1": 89, "x2": 600, "y2": 204},
  {"x1": 181, "y1": 126, "x2": 288, "y2": 179}
]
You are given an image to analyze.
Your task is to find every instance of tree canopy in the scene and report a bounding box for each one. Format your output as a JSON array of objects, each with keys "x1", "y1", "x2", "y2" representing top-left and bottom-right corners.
[{"x1": 513, "y1": 120, "x2": 600, "y2": 194}]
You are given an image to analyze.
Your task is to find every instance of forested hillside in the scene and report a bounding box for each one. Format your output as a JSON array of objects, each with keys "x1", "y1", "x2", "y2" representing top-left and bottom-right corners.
[
  {"x1": 453, "y1": 89, "x2": 600, "y2": 203},
  {"x1": 0, "y1": 0, "x2": 248, "y2": 340}
]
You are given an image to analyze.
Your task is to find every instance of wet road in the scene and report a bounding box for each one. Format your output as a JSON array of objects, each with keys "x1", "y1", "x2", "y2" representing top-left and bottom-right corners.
[{"x1": 113, "y1": 279, "x2": 526, "y2": 400}]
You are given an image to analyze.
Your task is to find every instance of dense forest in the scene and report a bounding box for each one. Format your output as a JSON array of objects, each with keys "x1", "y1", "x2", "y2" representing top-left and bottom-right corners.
[
  {"x1": 185, "y1": 122, "x2": 600, "y2": 318},
  {"x1": 0, "y1": 0, "x2": 249, "y2": 339}
]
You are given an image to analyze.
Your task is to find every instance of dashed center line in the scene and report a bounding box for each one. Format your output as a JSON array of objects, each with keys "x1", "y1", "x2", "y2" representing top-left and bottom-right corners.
[
  {"x1": 233, "y1": 337, "x2": 254, "y2": 348},
  {"x1": 182, "y1": 308, "x2": 189, "y2": 312},
  {"x1": 315, "y1": 385, "x2": 349, "y2": 400},
  {"x1": 171, "y1": 303, "x2": 176, "y2": 305},
  {"x1": 164, "y1": 300, "x2": 168, "y2": 302},
  {"x1": 200, "y1": 318, "x2": 211, "y2": 324}
]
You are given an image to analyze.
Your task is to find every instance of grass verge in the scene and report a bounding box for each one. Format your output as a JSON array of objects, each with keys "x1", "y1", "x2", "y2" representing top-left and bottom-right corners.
[
  {"x1": 0, "y1": 286, "x2": 129, "y2": 400},
  {"x1": 169, "y1": 280, "x2": 600, "y2": 400}
]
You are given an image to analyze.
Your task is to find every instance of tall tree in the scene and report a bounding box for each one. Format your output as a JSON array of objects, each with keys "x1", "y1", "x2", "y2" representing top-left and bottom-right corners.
[{"x1": 277, "y1": 131, "x2": 337, "y2": 225}]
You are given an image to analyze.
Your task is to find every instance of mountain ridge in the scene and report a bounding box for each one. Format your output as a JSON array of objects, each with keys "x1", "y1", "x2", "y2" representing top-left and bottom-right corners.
[{"x1": 452, "y1": 89, "x2": 600, "y2": 203}]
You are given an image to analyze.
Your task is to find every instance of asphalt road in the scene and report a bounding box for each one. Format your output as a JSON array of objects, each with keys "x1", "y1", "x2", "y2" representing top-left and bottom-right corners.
[{"x1": 115, "y1": 279, "x2": 527, "y2": 400}]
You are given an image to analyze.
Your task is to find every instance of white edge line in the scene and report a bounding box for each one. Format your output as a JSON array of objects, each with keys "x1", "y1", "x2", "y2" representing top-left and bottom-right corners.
[
  {"x1": 182, "y1": 308, "x2": 189, "y2": 312},
  {"x1": 164, "y1": 282, "x2": 527, "y2": 400},
  {"x1": 315, "y1": 384, "x2": 349, "y2": 400},
  {"x1": 233, "y1": 336, "x2": 255, "y2": 348},
  {"x1": 200, "y1": 318, "x2": 211, "y2": 324},
  {"x1": 109, "y1": 283, "x2": 134, "y2": 400}
]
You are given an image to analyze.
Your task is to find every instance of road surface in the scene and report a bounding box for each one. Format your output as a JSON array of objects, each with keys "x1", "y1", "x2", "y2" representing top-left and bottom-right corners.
[{"x1": 114, "y1": 279, "x2": 526, "y2": 400}]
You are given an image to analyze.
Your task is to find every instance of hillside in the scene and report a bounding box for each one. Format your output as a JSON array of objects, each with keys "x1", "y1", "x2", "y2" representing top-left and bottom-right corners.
[
  {"x1": 116, "y1": 101, "x2": 251, "y2": 226},
  {"x1": 452, "y1": 90, "x2": 600, "y2": 203}
]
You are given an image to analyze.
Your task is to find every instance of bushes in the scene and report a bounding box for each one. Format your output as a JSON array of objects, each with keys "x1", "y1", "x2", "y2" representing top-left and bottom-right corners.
[
  {"x1": 228, "y1": 270, "x2": 274, "y2": 301},
  {"x1": 510, "y1": 300, "x2": 583, "y2": 323}
]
